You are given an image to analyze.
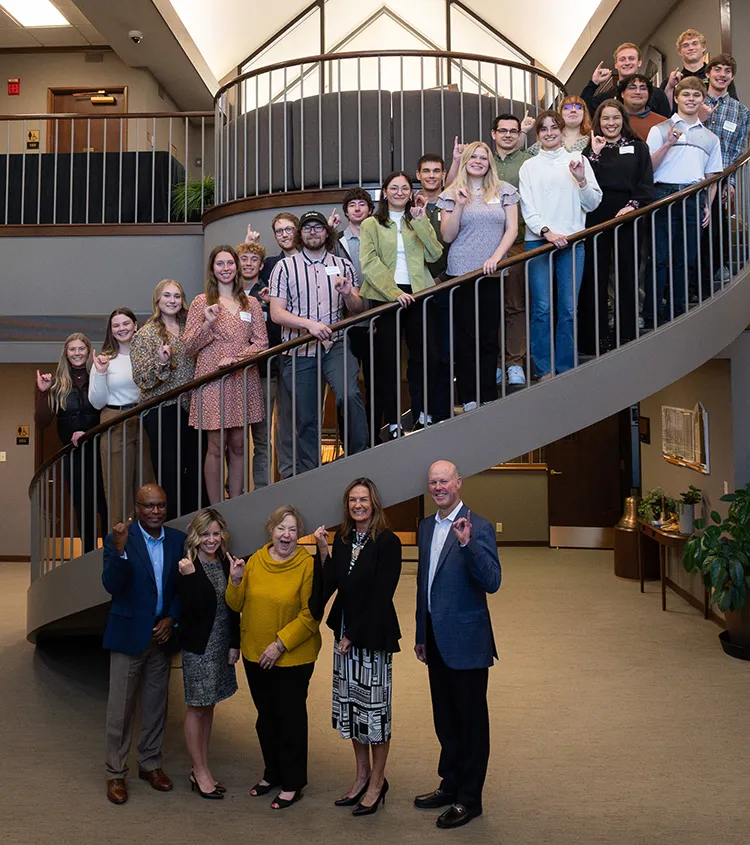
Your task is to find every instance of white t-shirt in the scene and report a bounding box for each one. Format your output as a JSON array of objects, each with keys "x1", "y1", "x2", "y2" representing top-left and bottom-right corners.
[
  {"x1": 88, "y1": 352, "x2": 140, "y2": 409},
  {"x1": 389, "y1": 210, "x2": 411, "y2": 287}
]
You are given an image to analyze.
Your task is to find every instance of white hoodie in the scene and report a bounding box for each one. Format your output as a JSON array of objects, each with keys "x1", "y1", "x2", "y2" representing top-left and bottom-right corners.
[{"x1": 519, "y1": 147, "x2": 602, "y2": 239}]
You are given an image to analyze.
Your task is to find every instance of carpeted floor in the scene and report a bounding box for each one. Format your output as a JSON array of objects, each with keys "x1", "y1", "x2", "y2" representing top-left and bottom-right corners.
[{"x1": 1, "y1": 550, "x2": 749, "y2": 845}]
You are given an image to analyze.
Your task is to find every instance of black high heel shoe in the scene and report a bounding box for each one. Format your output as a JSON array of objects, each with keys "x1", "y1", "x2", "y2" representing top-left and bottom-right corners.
[
  {"x1": 191, "y1": 771, "x2": 226, "y2": 793},
  {"x1": 271, "y1": 790, "x2": 304, "y2": 810},
  {"x1": 352, "y1": 779, "x2": 389, "y2": 816},
  {"x1": 334, "y1": 779, "x2": 370, "y2": 807},
  {"x1": 189, "y1": 774, "x2": 224, "y2": 800}
]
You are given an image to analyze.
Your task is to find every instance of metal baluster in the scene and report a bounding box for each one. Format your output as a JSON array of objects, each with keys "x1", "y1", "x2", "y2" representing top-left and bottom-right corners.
[
  {"x1": 548, "y1": 252, "x2": 555, "y2": 376},
  {"x1": 422, "y1": 294, "x2": 432, "y2": 423},
  {"x1": 268, "y1": 74, "x2": 273, "y2": 195},
  {"x1": 477, "y1": 61, "x2": 482, "y2": 142},
  {"x1": 184, "y1": 117, "x2": 189, "y2": 221},
  {"x1": 474, "y1": 278, "x2": 481, "y2": 405},
  {"x1": 291, "y1": 352, "x2": 297, "y2": 476},
  {"x1": 377, "y1": 57, "x2": 383, "y2": 185},
  {"x1": 338, "y1": 61, "x2": 342, "y2": 188},
  {"x1": 69, "y1": 450, "x2": 74, "y2": 559},
  {"x1": 234, "y1": 82, "x2": 239, "y2": 200},
  {"x1": 696, "y1": 190, "x2": 703, "y2": 304},
  {"x1": 21, "y1": 118, "x2": 26, "y2": 223},
  {"x1": 369, "y1": 316, "x2": 378, "y2": 448},
  {"x1": 135, "y1": 117, "x2": 140, "y2": 223},
  {"x1": 52, "y1": 462, "x2": 57, "y2": 568},
  {"x1": 4, "y1": 121, "x2": 9, "y2": 224},
  {"x1": 36, "y1": 122, "x2": 42, "y2": 224},
  {"x1": 633, "y1": 217, "x2": 641, "y2": 340},
  {"x1": 220, "y1": 376, "x2": 226, "y2": 502},
  {"x1": 499, "y1": 270, "x2": 507, "y2": 398},
  {"x1": 85, "y1": 119, "x2": 91, "y2": 223},
  {"x1": 255, "y1": 75, "x2": 259, "y2": 196},
  {"x1": 118, "y1": 117, "x2": 123, "y2": 224},
  {"x1": 318, "y1": 63, "x2": 323, "y2": 191},
  {"x1": 614, "y1": 226, "x2": 621, "y2": 347},
  {"x1": 681, "y1": 196, "x2": 688, "y2": 316},
  {"x1": 197, "y1": 386, "x2": 204, "y2": 508},
  {"x1": 593, "y1": 233, "x2": 600, "y2": 356},
  {"x1": 421, "y1": 57, "x2": 425, "y2": 157},
  {"x1": 459, "y1": 60, "x2": 465, "y2": 144},
  {"x1": 317, "y1": 343, "x2": 323, "y2": 467},
  {"x1": 201, "y1": 117, "x2": 206, "y2": 215},
  {"x1": 395, "y1": 307, "x2": 402, "y2": 437},
  {"x1": 102, "y1": 119, "x2": 107, "y2": 223},
  {"x1": 176, "y1": 398, "x2": 182, "y2": 517},
  {"x1": 440, "y1": 61, "x2": 446, "y2": 164},
  {"x1": 572, "y1": 240, "x2": 579, "y2": 367},
  {"x1": 667, "y1": 203, "x2": 674, "y2": 322},
  {"x1": 243, "y1": 366, "x2": 249, "y2": 495},
  {"x1": 266, "y1": 357, "x2": 273, "y2": 488},
  {"x1": 650, "y1": 211, "x2": 658, "y2": 328},
  {"x1": 69, "y1": 118, "x2": 74, "y2": 224},
  {"x1": 449, "y1": 286, "x2": 457, "y2": 417},
  {"x1": 151, "y1": 117, "x2": 156, "y2": 222},
  {"x1": 157, "y1": 403, "x2": 163, "y2": 487},
  {"x1": 357, "y1": 58, "x2": 362, "y2": 184},
  {"x1": 121, "y1": 420, "x2": 127, "y2": 523}
]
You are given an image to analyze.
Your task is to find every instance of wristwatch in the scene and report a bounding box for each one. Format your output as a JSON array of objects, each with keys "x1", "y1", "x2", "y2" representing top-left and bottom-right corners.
[{"x1": 540, "y1": 226, "x2": 550, "y2": 237}]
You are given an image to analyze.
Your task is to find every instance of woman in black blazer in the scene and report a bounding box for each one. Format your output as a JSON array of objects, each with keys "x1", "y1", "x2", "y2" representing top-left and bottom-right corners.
[
  {"x1": 313, "y1": 477, "x2": 402, "y2": 817},
  {"x1": 178, "y1": 508, "x2": 242, "y2": 799}
]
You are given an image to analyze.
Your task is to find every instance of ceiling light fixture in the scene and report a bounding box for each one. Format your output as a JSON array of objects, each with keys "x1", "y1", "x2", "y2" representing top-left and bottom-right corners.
[{"x1": 0, "y1": 0, "x2": 70, "y2": 27}]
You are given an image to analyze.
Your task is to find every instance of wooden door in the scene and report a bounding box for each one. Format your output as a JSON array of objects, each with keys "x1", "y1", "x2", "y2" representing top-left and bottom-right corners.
[
  {"x1": 546, "y1": 413, "x2": 628, "y2": 548},
  {"x1": 47, "y1": 88, "x2": 127, "y2": 153}
]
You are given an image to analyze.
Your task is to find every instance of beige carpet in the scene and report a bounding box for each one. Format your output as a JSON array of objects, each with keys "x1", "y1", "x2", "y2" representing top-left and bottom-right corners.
[{"x1": 1, "y1": 550, "x2": 749, "y2": 845}]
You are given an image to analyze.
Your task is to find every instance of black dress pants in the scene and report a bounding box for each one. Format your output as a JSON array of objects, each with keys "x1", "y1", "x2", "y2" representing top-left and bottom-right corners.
[
  {"x1": 453, "y1": 276, "x2": 501, "y2": 405},
  {"x1": 63, "y1": 440, "x2": 107, "y2": 553},
  {"x1": 244, "y1": 659, "x2": 315, "y2": 792},
  {"x1": 143, "y1": 404, "x2": 205, "y2": 519},
  {"x1": 426, "y1": 616, "x2": 490, "y2": 811}
]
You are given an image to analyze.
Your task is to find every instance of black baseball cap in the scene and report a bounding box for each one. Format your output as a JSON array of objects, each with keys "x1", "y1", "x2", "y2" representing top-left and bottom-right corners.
[{"x1": 298, "y1": 210, "x2": 329, "y2": 229}]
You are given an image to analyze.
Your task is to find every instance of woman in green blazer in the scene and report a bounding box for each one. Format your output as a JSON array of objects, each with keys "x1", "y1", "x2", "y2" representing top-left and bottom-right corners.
[{"x1": 359, "y1": 171, "x2": 443, "y2": 438}]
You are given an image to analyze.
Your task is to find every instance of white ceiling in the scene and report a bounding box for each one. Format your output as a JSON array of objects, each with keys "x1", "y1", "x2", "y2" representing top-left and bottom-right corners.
[
  {"x1": 168, "y1": 0, "x2": 607, "y2": 81},
  {"x1": 0, "y1": 1, "x2": 105, "y2": 47}
]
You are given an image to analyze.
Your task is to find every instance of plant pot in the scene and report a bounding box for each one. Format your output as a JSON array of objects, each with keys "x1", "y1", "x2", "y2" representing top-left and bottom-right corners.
[
  {"x1": 679, "y1": 503, "x2": 695, "y2": 535},
  {"x1": 724, "y1": 604, "x2": 750, "y2": 648}
]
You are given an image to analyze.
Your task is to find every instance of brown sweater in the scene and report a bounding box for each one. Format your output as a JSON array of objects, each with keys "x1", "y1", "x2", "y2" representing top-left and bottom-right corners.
[{"x1": 629, "y1": 111, "x2": 667, "y2": 143}]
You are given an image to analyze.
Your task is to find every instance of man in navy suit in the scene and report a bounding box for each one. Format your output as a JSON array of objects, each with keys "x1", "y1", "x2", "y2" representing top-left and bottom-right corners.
[
  {"x1": 102, "y1": 483, "x2": 185, "y2": 805},
  {"x1": 414, "y1": 460, "x2": 502, "y2": 829}
]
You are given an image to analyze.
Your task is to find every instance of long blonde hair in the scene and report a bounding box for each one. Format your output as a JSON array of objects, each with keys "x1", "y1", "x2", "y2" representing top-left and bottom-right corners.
[
  {"x1": 142, "y1": 279, "x2": 188, "y2": 364},
  {"x1": 48, "y1": 333, "x2": 93, "y2": 413},
  {"x1": 185, "y1": 508, "x2": 230, "y2": 562},
  {"x1": 450, "y1": 141, "x2": 504, "y2": 203}
]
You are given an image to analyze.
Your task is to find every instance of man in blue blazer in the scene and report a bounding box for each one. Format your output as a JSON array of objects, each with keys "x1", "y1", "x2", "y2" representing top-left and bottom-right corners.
[
  {"x1": 102, "y1": 483, "x2": 185, "y2": 805},
  {"x1": 414, "y1": 460, "x2": 502, "y2": 829}
]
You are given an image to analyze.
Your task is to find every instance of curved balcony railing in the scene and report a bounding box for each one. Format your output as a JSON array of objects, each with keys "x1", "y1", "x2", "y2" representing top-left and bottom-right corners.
[
  {"x1": 28, "y1": 152, "x2": 750, "y2": 583},
  {"x1": 213, "y1": 50, "x2": 566, "y2": 204}
]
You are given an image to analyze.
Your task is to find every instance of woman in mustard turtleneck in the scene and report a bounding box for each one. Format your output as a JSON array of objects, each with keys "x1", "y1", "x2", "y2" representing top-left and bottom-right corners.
[{"x1": 226, "y1": 505, "x2": 321, "y2": 810}]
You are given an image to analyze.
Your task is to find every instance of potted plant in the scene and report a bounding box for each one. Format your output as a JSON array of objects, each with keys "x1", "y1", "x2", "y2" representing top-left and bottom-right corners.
[
  {"x1": 679, "y1": 485, "x2": 702, "y2": 535},
  {"x1": 171, "y1": 175, "x2": 215, "y2": 222},
  {"x1": 637, "y1": 487, "x2": 676, "y2": 524},
  {"x1": 683, "y1": 483, "x2": 750, "y2": 651}
]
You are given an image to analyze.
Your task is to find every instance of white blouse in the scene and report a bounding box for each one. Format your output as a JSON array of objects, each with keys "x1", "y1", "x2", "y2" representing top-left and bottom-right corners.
[
  {"x1": 88, "y1": 352, "x2": 140, "y2": 409},
  {"x1": 388, "y1": 210, "x2": 411, "y2": 287}
]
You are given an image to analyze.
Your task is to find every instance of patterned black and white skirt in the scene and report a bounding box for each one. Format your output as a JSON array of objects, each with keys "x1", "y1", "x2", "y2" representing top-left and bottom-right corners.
[{"x1": 332, "y1": 644, "x2": 392, "y2": 744}]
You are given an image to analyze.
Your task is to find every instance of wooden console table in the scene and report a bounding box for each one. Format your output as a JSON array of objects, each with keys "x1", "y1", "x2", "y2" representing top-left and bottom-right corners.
[{"x1": 637, "y1": 519, "x2": 710, "y2": 616}]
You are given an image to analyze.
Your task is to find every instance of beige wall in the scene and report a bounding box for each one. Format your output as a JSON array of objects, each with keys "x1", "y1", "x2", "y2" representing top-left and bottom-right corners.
[
  {"x1": 0, "y1": 364, "x2": 43, "y2": 559},
  {"x1": 423, "y1": 469, "x2": 549, "y2": 544},
  {"x1": 643, "y1": 0, "x2": 722, "y2": 78},
  {"x1": 639, "y1": 358, "x2": 733, "y2": 605}
]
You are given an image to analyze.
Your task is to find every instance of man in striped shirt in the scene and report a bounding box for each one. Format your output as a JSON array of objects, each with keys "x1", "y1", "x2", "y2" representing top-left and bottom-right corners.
[{"x1": 269, "y1": 210, "x2": 368, "y2": 475}]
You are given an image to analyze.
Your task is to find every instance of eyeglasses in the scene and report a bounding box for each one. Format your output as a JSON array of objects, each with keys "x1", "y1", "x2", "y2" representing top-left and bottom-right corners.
[
  {"x1": 626, "y1": 84, "x2": 649, "y2": 92},
  {"x1": 274, "y1": 226, "x2": 296, "y2": 236},
  {"x1": 388, "y1": 186, "x2": 412, "y2": 194},
  {"x1": 562, "y1": 104, "x2": 583, "y2": 111},
  {"x1": 494, "y1": 128, "x2": 519, "y2": 136},
  {"x1": 301, "y1": 223, "x2": 325, "y2": 233},
  {"x1": 136, "y1": 501, "x2": 167, "y2": 511}
]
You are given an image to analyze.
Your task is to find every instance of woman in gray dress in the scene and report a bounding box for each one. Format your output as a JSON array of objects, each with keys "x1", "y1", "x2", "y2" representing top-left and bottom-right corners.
[{"x1": 178, "y1": 508, "x2": 242, "y2": 799}]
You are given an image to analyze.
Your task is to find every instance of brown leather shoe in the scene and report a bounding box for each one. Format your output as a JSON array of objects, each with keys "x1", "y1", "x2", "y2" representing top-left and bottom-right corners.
[
  {"x1": 138, "y1": 768, "x2": 173, "y2": 791},
  {"x1": 107, "y1": 778, "x2": 128, "y2": 805}
]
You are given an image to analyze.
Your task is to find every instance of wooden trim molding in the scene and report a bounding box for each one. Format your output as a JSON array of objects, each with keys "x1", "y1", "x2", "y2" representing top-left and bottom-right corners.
[
  {"x1": 202, "y1": 189, "x2": 351, "y2": 225},
  {"x1": 0, "y1": 555, "x2": 30, "y2": 562},
  {"x1": 0, "y1": 223, "x2": 202, "y2": 237}
]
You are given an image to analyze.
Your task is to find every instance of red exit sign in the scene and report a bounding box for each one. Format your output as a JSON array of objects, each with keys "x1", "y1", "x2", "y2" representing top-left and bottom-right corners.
[{"x1": 8, "y1": 78, "x2": 20, "y2": 96}]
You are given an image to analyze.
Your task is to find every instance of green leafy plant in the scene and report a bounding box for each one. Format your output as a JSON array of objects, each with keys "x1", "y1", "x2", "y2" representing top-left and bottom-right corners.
[
  {"x1": 171, "y1": 176, "x2": 214, "y2": 222},
  {"x1": 683, "y1": 483, "x2": 750, "y2": 612},
  {"x1": 637, "y1": 487, "x2": 677, "y2": 521},
  {"x1": 680, "y1": 485, "x2": 702, "y2": 504}
]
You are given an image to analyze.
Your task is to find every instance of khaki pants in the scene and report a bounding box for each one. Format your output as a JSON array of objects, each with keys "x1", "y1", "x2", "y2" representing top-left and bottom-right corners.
[
  {"x1": 100, "y1": 407, "x2": 154, "y2": 527},
  {"x1": 502, "y1": 242, "x2": 528, "y2": 369},
  {"x1": 105, "y1": 643, "x2": 170, "y2": 779}
]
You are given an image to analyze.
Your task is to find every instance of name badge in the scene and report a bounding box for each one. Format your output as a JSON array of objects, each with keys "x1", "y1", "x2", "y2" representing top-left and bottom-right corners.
[
  {"x1": 239, "y1": 311, "x2": 253, "y2": 323},
  {"x1": 487, "y1": 197, "x2": 502, "y2": 204},
  {"x1": 723, "y1": 120, "x2": 738, "y2": 133},
  {"x1": 325, "y1": 266, "x2": 340, "y2": 276},
  {"x1": 263, "y1": 312, "x2": 268, "y2": 321},
  {"x1": 619, "y1": 146, "x2": 634, "y2": 155}
]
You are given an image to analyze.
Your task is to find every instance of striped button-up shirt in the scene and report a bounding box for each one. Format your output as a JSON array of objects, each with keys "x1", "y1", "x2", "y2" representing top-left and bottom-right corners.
[
  {"x1": 269, "y1": 248, "x2": 357, "y2": 357},
  {"x1": 704, "y1": 92, "x2": 749, "y2": 172}
]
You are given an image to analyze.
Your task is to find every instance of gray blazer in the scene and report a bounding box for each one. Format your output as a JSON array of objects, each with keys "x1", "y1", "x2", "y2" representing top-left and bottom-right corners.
[{"x1": 415, "y1": 504, "x2": 501, "y2": 670}]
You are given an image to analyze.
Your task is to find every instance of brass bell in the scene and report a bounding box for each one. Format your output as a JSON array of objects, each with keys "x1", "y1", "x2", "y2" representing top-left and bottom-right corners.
[{"x1": 617, "y1": 496, "x2": 639, "y2": 531}]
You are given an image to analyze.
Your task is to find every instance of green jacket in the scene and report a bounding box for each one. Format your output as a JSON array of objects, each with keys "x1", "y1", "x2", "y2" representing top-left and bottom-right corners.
[{"x1": 359, "y1": 214, "x2": 443, "y2": 303}]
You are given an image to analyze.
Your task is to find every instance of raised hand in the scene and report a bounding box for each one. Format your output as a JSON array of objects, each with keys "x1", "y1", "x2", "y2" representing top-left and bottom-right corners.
[
  {"x1": 396, "y1": 292, "x2": 415, "y2": 308},
  {"x1": 665, "y1": 126, "x2": 683, "y2": 147},
  {"x1": 411, "y1": 193, "x2": 427, "y2": 218},
  {"x1": 698, "y1": 103, "x2": 714, "y2": 123},
  {"x1": 591, "y1": 61, "x2": 612, "y2": 85},
  {"x1": 112, "y1": 517, "x2": 132, "y2": 556},
  {"x1": 257, "y1": 286, "x2": 271, "y2": 303},
  {"x1": 666, "y1": 68, "x2": 683, "y2": 91},
  {"x1": 93, "y1": 351, "x2": 110, "y2": 374},
  {"x1": 204, "y1": 304, "x2": 221, "y2": 325},
  {"x1": 313, "y1": 525, "x2": 330, "y2": 560},
  {"x1": 520, "y1": 109, "x2": 535, "y2": 135},
  {"x1": 328, "y1": 207, "x2": 342, "y2": 229},
  {"x1": 36, "y1": 370, "x2": 52, "y2": 392},
  {"x1": 569, "y1": 158, "x2": 586, "y2": 184},
  {"x1": 158, "y1": 343, "x2": 172, "y2": 365},
  {"x1": 452, "y1": 509, "x2": 473, "y2": 545},
  {"x1": 455, "y1": 187, "x2": 469, "y2": 207},
  {"x1": 228, "y1": 554, "x2": 246, "y2": 586},
  {"x1": 590, "y1": 130, "x2": 607, "y2": 156},
  {"x1": 333, "y1": 274, "x2": 353, "y2": 297},
  {"x1": 178, "y1": 556, "x2": 196, "y2": 575},
  {"x1": 245, "y1": 223, "x2": 260, "y2": 243},
  {"x1": 452, "y1": 135, "x2": 465, "y2": 162}
]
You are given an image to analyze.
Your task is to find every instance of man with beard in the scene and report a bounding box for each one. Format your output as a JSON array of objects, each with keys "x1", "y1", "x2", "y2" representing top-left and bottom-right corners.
[{"x1": 269, "y1": 211, "x2": 368, "y2": 475}]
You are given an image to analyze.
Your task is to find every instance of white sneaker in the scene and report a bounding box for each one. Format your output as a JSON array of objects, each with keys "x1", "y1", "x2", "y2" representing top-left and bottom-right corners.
[
  {"x1": 714, "y1": 265, "x2": 731, "y2": 282},
  {"x1": 507, "y1": 365, "x2": 526, "y2": 386},
  {"x1": 495, "y1": 367, "x2": 503, "y2": 384},
  {"x1": 462, "y1": 401, "x2": 478, "y2": 412}
]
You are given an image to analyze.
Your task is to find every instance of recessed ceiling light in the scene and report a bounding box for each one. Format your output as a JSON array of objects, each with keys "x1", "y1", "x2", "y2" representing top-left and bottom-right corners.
[{"x1": 1, "y1": 0, "x2": 70, "y2": 28}]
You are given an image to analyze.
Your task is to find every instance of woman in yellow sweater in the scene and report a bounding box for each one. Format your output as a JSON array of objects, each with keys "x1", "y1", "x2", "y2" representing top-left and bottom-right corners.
[{"x1": 226, "y1": 504, "x2": 321, "y2": 810}]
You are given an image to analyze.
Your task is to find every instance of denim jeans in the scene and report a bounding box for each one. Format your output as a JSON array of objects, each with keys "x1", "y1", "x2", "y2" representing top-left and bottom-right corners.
[
  {"x1": 525, "y1": 240, "x2": 584, "y2": 377},
  {"x1": 281, "y1": 340, "x2": 368, "y2": 476},
  {"x1": 644, "y1": 183, "x2": 702, "y2": 326}
]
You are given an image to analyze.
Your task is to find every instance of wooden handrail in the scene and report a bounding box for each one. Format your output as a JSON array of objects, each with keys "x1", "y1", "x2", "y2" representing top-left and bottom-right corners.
[
  {"x1": 215, "y1": 49, "x2": 566, "y2": 101},
  {"x1": 0, "y1": 111, "x2": 214, "y2": 121},
  {"x1": 28, "y1": 148, "x2": 750, "y2": 493}
]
